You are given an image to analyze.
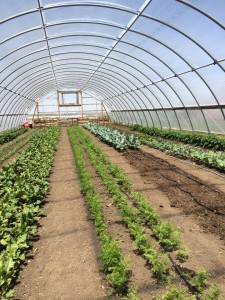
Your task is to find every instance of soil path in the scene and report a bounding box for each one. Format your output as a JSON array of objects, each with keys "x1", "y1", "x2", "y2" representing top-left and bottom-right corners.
[
  {"x1": 83, "y1": 129, "x2": 225, "y2": 295},
  {"x1": 14, "y1": 128, "x2": 107, "y2": 300}
]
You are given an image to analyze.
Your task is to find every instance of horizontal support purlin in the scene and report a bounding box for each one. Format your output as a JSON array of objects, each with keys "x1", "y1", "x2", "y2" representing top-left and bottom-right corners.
[{"x1": 111, "y1": 105, "x2": 225, "y2": 113}]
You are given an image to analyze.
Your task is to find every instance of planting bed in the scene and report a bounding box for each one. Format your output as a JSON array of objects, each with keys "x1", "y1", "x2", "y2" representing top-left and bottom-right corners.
[
  {"x1": 5, "y1": 125, "x2": 225, "y2": 299},
  {"x1": 124, "y1": 149, "x2": 225, "y2": 241},
  {"x1": 0, "y1": 129, "x2": 37, "y2": 167}
]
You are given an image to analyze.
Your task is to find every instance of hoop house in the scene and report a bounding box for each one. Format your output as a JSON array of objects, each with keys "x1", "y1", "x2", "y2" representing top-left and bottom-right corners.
[{"x1": 1, "y1": 0, "x2": 225, "y2": 132}]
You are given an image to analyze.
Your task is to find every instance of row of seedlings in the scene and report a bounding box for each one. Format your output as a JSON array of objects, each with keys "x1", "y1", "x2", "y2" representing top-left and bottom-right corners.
[
  {"x1": 0, "y1": 129, "x2": 37, "y2": 166},
  {"x1": 68, "y1": 126, "x2": 139, "y2": 300},
  {"x1": 0, "y1": 128, "x2": 28, "y2": 145}
]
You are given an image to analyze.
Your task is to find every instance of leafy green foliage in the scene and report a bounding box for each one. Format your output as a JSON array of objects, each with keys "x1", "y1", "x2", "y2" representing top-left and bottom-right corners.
[
  {"x1": 0, "y1": 127, "x2": 60, "y2": 298},
  {"x1": 142, "y1": 137, "x2": 225, "y2": 171},
  {"x1": 71, "y1": 126, "x2": 182, "y2": 253},
  {"x1": 155, "y1": 221, "x2": 181, "y2": 251},
  {"x1": 130, "y1": 192, "x2": 181, "y2": 252},
  {"x1": 0, "y1": 128, "x2": 27, "y2": 145},
  {"x1": 0, "y1": 130, "x2": 33, "y2": 157},
  {"x1": 203, "y1": 284, "x2": 224, "y2": 300},
  {"x1": 0, "y1": 131, "x2": 37, "y2": 165},
  {"x1": 84, "y1": 122, "x2": 140, "y2": 151},
  {"x1": 122, "y1": 285, "x2": 140, "y2": 300},
  {"x1": 99, "y1": 239, "x2": 129, "y2": 292},
  {"x1": 191, "y1": 268, "x2": 211, "y2": 292},
  {"x1": 175, "y1": 246, "x2": 189, "y2": 263},
  {"x1": 153, "y1": 286, "x2": 197, "y2": 300},
  {"x1": 129, "y1": 124, "x2": 225, "y2": 151}
]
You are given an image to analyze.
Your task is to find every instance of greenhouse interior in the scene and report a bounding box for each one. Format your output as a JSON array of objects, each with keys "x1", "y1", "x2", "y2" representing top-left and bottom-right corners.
[{"x1": 1, "y1": 1, "x2": 225, "y2": 299}]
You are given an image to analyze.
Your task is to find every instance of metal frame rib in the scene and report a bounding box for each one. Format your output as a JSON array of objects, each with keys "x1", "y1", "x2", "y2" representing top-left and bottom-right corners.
[{"x1": 80, "y1": 0, "x2": 153, "y2": 90}]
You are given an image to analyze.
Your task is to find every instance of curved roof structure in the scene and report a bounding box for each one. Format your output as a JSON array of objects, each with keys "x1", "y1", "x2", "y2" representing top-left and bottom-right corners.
[{"x1": 1, "y1": 0, "x2": 225, "y2": 132}]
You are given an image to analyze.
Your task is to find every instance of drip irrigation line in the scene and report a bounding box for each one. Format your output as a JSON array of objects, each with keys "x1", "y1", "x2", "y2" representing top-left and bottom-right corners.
[
  {"x1": 120, "y1": 187, "x2": 201, "y2": 300},
  {"x1": 139, "y1": 149, "x2": 224, "y2": 195},
  {"x1": 126, "y1": 151, "x2": 225, "y2": 216},
  {"x1": 140, "y1": 137, "x2": 225, "y2": 179},
  {"x1": 155, "y1": 147, "x2": 225, "y2": 180}
]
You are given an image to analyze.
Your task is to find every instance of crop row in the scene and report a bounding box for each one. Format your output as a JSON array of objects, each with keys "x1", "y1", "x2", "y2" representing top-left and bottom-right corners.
[
  {"x1": 0, "y1": 130, "x2": 37, "y2": 166},
  {"x1": 74, "y1": 127, "x2": 171, "y2": 281},
  {"x1": 109, "y1": 124, "x2": 225, "y2": 172},
  {"x1": 79, "y1": 128, "x2": 182, "y2": 253},
  {"x1": 68, "y1": 126, "x2": 140, "y2": 299},
  {"x1": 84, "y1": 122, "x2": 140, "y2": 151},
  {"x1": 0, "y1": 130, "x2": 33, "y2": 156},
  {"x1": 0, "y1": 127, "x2": 60, "y2": 299},
  {"x1": 75, "y1": 126, "x2": 223, "y2": 300},
  {"x1": 141, "y1": 137, "x2": 225, "y2": 172},
  {"x1": 129, "y1": 124, "x2": 225, "y2": 151},
  {"x1": 0, "y1": 128, "x2": 27, "y2": 145}
]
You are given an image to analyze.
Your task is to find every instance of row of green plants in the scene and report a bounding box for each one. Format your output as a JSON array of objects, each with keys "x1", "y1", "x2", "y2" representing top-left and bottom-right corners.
[
  {"x1": 75, "y1": 126, "x2": 224, "y2": 299},
  {"x1": 67, "y1": 126, "x2": 136, "y2": 298},
  {"x1": 0, "y1": 130, "x2": 37, "y2": 166},
  {"x1": 154, "y1": 283, "x2": 223, "y2": 300},
  {"x1": 84, "y1": 122, "x2": 140, "y2": 151},
  {"x1": 0, "y1": 128, "x2": 27, "y2": 145},
  {"x1": 72, "y1": 127, "x2": 180, "y2": 283},
  {"x1": 81, "y1": 127, "x2": 182, "y2": 253},
  {"x1": 88, "y1": 123, "x2": 225, "y2": 172},
  {"x1": 0, "y1": 127, "x2": 60, "y2": 299},
  {"x1": 129, "y1": 124, "x2": 225, "y2": 151},
  {"x1": 0, "y1": 130, "x2": 34, "y2": 156},
  {"x1": 141, "y1": 137, "x2": 225, "y2": 171}
]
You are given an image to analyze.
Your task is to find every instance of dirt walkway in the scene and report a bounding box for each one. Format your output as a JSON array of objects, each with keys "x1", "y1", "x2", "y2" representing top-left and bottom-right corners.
[{"x1": 14, "y1": 128, "x2": 107, "y2": 300}]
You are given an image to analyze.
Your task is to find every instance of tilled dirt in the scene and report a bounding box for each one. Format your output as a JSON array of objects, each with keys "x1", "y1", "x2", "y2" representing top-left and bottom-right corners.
[{"x1": 124, "y1": 149, "x2": 225, "y2": 242}]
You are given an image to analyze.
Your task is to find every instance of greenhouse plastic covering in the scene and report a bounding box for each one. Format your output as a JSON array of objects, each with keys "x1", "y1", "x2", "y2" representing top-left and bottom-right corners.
[{"x1": 1, "y1": 0, "x2": 225, "y2": 132}]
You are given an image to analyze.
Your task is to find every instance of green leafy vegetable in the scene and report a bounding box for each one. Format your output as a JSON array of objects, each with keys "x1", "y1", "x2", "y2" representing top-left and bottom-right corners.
[{"x1": 84, "y1": 122, "x2": 140, "y2": 151}]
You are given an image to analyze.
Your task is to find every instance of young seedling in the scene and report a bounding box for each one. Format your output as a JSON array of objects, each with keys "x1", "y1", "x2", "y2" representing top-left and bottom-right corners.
[
  {"x1": 175, "y1": 246, "x2": 189, "y2": 262},
  {"x1": 191, "y1": 268, "x2": 211, "y2": 292}
]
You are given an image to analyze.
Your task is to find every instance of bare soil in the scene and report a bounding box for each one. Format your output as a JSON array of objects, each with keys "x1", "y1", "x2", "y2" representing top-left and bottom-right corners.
[{"x1": 125, "y1": 148, "x2": 225, "y2": 241}]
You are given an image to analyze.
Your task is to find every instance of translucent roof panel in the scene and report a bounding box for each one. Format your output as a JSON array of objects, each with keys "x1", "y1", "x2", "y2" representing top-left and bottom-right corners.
[
  {"x1": 143, "y1": 0, "x2": 225, "y2": 60},
  {"x1": 1, "y1": 0, "x2": 225, "y2": 133}
]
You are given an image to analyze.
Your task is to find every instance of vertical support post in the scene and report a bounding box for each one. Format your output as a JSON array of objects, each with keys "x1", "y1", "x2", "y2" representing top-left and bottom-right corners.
[
  {"x1": 57, "y1": 91, "x2": 61, "y2": 119},
  {"x1": 80, "y1": 91, "x2": 83, "y2": 120},
  {"x1": 32, "y1": 102, "x2": 38, "y2": 127},
  {"x1": 37, "y1": 102, "x2": 40, "y2": 120},
  {"x1": 101, "y1": 100, "x2": 103, "y2": 120},
  {"x1": 102, "y1": 101, "x2": 111, "y2": 123}
]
